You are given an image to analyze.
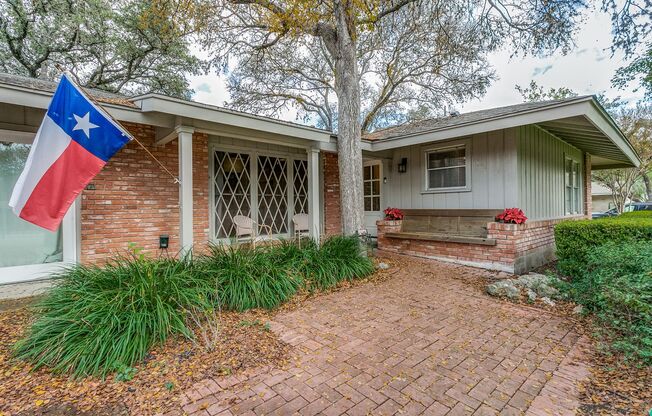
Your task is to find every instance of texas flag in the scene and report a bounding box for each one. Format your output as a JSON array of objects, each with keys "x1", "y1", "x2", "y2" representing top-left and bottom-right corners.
[{"x1": 9, "y1": 74, "x2": 131, "y2": 231}]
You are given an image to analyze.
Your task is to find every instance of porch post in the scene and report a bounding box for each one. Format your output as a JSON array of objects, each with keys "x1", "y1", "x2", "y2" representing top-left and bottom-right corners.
[
  {"x1": 307, "y1": 147, "x2": 321, "y2": 243},
  {"x1": 178, "y1": 127, "x2": 194, "y2": 256}
]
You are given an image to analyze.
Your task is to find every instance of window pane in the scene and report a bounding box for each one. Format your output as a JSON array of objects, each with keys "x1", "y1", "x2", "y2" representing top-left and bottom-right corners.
[
  {"x1": 428, "y1": 166, "x2": 466, "y2": 189},
  {"x1": 372, "y1": 197, "x2": 380, "y2": 211},
  {"x1": 0, "y1": 142, "x2": 63, "y2": 267},
  {"x1": 363, "y1": 166, "x2": 371, "y2": 180},
  {"x1": 214, "y1": 151, "x2": 251, "y2": 238},
  {"x1": 364, "y1": 197, "x2": 372, "y2": 211},
  {"x1": 371, "y1": 164, "x2": 380, "y2": 179},
  {"x1": 565, "y1": 159, "x2": 572, "y2": 186},
  {"x1": 565, "y1": 186, "x2": 572, "y2": 213},
  {"x1": 428, "y1": 147, "x2": 465, "y2": 169},
  {"x1": 372, "y1": 180, "x2": 380, "y2": 195},
  {"x1": 363, "y1": 181, "x2": 371, "y2": 196}
]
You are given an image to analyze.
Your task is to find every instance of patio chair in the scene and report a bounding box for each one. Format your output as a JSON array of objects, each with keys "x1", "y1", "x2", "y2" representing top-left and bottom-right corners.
[
  {"x1": 232, "y1": 215, "x2": 275, "y2": 248},
  {"x1": 292, "y1": 213, "x2": 310, "y2": 246}
]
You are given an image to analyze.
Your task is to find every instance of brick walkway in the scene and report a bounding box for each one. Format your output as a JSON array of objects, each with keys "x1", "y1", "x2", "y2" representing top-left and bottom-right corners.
[{"x1": 178, "y1": 256, "x2": 590, "y2": 416}]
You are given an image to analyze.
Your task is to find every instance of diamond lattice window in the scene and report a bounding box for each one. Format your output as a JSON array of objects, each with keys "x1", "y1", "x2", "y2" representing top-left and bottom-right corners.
[
  {"x1": 213, "y1": 151, "x2": 251, "y2": 239},
  {"x1": 293, "y1": 159, "x2": 308, "y2": 214},
  {"x1": 257, "y1": 156, "x2": 288, "y2": 234}
]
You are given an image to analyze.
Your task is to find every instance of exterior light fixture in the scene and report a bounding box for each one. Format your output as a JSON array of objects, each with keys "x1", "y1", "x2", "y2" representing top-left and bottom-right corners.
[{"x1": 397, "y1": 158, "x2": 408, "y2": 173}]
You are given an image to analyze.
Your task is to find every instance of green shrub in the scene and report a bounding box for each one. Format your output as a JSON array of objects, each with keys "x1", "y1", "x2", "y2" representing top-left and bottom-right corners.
[
  {"x1": 197, "y1": 244, "x2": 303, "y2": 311},
  {"x1": 301, "y1": 236, "x2": 375, "y2": 291},
  {"x1": 555, "y1": 217, "x2": 652, "y2": 276},
  {"x1": 560, "y1": 241, "x2": 652, "y2": 363},
  {"x1": 15, "y1": 236, "x2": 375, "y2": 378},
  {"x1": 14, "y1": 256, "x2": 215, "y2": 378},
  {"x1": 619, "y1": 210, "x2": 652, "y2": 218}
]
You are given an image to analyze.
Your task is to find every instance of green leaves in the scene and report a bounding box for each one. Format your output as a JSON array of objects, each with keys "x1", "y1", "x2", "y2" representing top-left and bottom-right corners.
[
  {"x1": 561, "y1": 241, "x2": 652, "y2": 364},
  {"x1": 554, "y1": 216, "x2": 652, "y2": 277},
  {"x1": 14, "y1": 236, "x2": 373, "y2": 378}
]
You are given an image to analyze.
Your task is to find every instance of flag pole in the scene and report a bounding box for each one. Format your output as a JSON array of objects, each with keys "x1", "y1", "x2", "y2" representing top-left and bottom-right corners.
[{"x1": 54, "y1": 65, "x2": 180, "y2": 184}]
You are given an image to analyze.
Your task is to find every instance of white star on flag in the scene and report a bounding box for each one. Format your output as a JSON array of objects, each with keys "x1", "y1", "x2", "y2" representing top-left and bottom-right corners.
[{"x1": 72, "y1": 112, "x2": 99, "y2": 138}]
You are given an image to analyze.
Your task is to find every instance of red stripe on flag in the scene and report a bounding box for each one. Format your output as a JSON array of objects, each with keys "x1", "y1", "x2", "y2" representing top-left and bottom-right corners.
[{"x1": 19, "y1": 140, "x2": 106, "y2": 231}]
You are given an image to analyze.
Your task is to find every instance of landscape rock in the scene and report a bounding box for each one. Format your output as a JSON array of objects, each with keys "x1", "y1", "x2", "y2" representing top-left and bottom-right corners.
[
  {"x1": 515, "y1": 273, "x2": 560, "y2": 298},
  {"x1": 377, "y1": 262, "x2": 390, "y2": 270},
  {"x1": 486, "y1": 280, "x2": 521, "y2": 300},
  {"x1": 541, "y1": 297, "x2": 556, "y2": 307}
]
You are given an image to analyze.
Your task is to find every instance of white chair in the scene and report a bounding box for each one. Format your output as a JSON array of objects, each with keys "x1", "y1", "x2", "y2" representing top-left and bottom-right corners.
[
  {"x1": 292, "y1": 213, "x2": 310, "y2": 246},
  {"x1": 232, "y1": 215, "x2": 274, "y2": 247}
]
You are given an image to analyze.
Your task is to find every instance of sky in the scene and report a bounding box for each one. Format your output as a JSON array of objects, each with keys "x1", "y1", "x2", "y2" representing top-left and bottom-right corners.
[{"x1": 186, "y1": 8, "x2": 645, "y2": 125}]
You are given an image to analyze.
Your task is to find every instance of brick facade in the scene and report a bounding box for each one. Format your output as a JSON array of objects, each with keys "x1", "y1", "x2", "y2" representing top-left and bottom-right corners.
[
  {"x1": 377, "y1": 217, "x2": 583, "y2": 274},
  {"x1": 322, "y1": 152, "x2": 342, "y2": 237},
  {"x1": 80, "y1": 123, "x2": 209, "y2": 263}
]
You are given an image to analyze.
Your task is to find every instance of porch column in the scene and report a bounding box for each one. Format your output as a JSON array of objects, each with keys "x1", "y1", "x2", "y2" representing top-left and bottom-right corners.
[
  {"x1": 307, "y1": 147, "x2": 321, "y2": 243},
  {"x1": 178, "y1": 127, "x2": 194, "y2": 256}
]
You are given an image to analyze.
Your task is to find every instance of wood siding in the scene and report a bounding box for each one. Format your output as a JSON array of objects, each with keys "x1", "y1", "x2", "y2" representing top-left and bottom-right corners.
[
  {"x1": 383, "y1": 129, "x2": 519, "y2": 211},
  {"x1": 517, "y1": 125, "x2": 584, "y2": 220}
]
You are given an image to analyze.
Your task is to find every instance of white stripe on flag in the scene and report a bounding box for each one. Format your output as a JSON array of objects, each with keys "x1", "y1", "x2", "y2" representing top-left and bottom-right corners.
[{"x1": 9, "y1": 116, "x2": 72, "y2": 215}]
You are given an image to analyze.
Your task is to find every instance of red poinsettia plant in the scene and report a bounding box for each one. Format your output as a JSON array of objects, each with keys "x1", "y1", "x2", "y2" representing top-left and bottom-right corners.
[
  {"x1": 496, "y1": 208, "x2": 528, "y2": 224},
  {"x1": 384, "y1": 207, "x2": 404, "y2": 221}
]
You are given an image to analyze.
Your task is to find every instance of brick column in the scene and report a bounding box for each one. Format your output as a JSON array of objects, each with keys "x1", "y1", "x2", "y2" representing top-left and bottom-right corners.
[
  {"x1": 322, "y1": 152, "x2": 342, "y2": 236},
  {"x1": 584, "y1": 153, "x2": 592, "y2": 218}
]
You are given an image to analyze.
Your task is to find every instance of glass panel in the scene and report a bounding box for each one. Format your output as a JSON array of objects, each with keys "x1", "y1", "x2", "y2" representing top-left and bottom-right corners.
[
  {"x1": 371, "y1": 164, "x2": 380, "y2": 179},
  {"x1": 372, "y1": 197, "x2": 380, "y2": 212},
  {"x1": 565, "y1": 186, "x2": 572, "y2": 213},
  {"x1": 0, "y1": 142, "x2": 63, "y2": 267},
  {"x1": 364, "y1": 197, "x2": 372, "y2": 211},
  {"x1": 428, "y1": 147, "x2": 465, "y2": 169},
  {"x1": 363, "y1": 166, "x2": 371, "y2": 180},
  {"x1": 293, "y1": 160, "x2": 308, "y2": 214},
  {"x1": 363, "y1": 181, "x2": 371, "y2": 196},
  {"x1": 213, "y1": 151, "x2": 251, "y2": 239},
  {"x1": 372, "y1": 180, "x2": 380, "y2": 195},
  {"x1": 258, "y1": 156, "x2": 288, "y2": 234},
  {"x1": 428, "y1": 166, "x2": 466, "y2": 189}
]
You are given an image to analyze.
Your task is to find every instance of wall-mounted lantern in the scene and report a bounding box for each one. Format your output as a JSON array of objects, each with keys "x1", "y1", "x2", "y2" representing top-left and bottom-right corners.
[{"x1": 397, "y1": 158, "x2": 408, "y2": 173}]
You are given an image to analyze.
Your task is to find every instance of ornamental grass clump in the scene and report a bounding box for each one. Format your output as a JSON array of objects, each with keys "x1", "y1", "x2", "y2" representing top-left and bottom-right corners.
[
  {"x1": 13, "y1": 254, "x2": 215, "y2": 378},
  {"x1": 197, "y1": 244, "x2": 303, "y2": 311},
  {"x1": 301, "y1": 236, "x2": 375, "y2": 291}
]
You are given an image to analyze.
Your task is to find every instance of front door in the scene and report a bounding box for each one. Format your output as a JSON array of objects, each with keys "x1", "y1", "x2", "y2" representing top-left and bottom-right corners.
[{"x1": 363, "y1": 160, "x2": 383, "y2": 236}]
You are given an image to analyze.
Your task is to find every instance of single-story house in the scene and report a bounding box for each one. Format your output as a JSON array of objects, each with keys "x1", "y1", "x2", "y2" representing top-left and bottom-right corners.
[{"x1": 0, "y1": 73, "x2": 640, "y2": 285}]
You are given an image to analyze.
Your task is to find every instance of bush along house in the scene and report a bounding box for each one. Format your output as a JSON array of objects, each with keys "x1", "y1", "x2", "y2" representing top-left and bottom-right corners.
[{"x1": 0, "y1": 72, "x2": 640, "y2": 285}]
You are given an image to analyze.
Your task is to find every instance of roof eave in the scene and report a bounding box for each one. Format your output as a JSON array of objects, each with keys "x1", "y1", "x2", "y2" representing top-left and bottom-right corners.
[{"x1": 132, "y1": 94, "x2": 332, "y2": 143}]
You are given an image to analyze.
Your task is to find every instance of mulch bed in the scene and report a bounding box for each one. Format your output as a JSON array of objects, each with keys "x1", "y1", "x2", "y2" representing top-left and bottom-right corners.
[{"x1": 0, "y1": 256, "x2": 399, "y2": 416}]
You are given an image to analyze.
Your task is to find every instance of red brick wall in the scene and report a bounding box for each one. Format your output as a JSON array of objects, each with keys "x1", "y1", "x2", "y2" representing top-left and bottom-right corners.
[
  {"x1": 323, "y1": 152, "x2": 342, "y2": 237},
  {"x1": 80, "y1": 123, "x2": 210, "y2": 263},
  {"x1": 377, "y1": 217, "x2": 583, "y2": 274},
  {"x1": 193, "y1": 132, "x2": 210, "y2": 252}
]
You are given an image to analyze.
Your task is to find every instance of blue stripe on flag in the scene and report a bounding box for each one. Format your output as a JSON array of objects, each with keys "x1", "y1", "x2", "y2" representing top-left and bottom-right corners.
[{"x1": 46, "y1": 76, "x2": 130, "y2": 162}]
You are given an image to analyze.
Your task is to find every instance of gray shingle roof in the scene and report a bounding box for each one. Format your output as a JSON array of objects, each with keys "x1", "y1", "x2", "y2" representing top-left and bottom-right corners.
[
  {"x1": 0, "y1": 72, "x2": 137, "y2": 107},
  {"x1": 363, "y1": 97, "x2": 593, "y2": 141}
]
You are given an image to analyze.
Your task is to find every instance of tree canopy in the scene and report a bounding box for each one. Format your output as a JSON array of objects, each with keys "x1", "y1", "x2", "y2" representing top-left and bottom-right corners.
[
  {"x1": 0, "y1": 0, "x2": 203, "y2": 98},
  {"x1": 203, "y1": 0, "x2": 585, "y2": 133}
]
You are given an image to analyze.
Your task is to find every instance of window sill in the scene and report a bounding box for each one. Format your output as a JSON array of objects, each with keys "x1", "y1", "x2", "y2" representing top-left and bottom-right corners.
[{"x1": 421, "y1": 187, "x2": 472, "y2": 194}]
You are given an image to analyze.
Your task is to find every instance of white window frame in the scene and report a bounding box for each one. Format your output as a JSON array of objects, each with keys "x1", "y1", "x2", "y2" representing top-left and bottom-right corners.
[
  {"x1": 0, "y1": 131, "x2": 80, "y2": 285},
  {"x1": 422, "y1": 140, "x2": 471, "y2": 193},
  {"x1": 363, "y1": 160, "x2": 382, "y2": 212},
  {"x1": 564, "y1": 154, "x2": 583, "y2": 215}
]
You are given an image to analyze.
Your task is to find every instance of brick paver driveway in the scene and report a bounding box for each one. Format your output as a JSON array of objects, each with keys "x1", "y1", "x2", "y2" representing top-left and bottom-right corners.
[{"x1": 180, "y1": 256, "x2": 590, "y2": 416}]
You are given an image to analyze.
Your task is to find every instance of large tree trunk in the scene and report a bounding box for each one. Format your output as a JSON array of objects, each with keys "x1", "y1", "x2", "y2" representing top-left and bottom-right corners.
[
  {"x1": 643, "y1": 174, "x2": 652, "y2": 201},
  {"x1": 327, "y1": 2, "x2": 364, "y2": 236}
]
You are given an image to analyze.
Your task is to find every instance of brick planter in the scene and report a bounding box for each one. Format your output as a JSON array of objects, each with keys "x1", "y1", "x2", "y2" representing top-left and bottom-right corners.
[{"x1": 377, "y1": 218, "x2": 578, "y2": 274}]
